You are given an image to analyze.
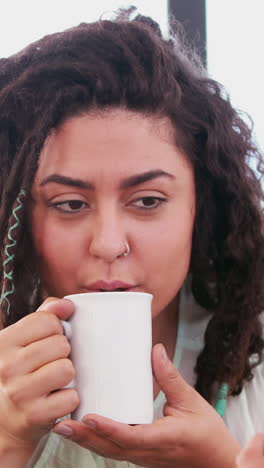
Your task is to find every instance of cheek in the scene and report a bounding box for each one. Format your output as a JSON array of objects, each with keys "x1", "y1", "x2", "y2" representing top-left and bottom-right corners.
[
  {"x1": 143, "y1": 209, "x2": 194, "y2": 314},
  {"x1": 147, "y1": 209, "x2": 194, "y2": 271},
  {"x1": 31, "y1": 216, "x2": 84, "y2": 293}
]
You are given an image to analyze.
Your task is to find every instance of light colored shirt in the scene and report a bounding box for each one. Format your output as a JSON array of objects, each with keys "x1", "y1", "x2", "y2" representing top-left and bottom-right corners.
[{"x1": 29, "y1": 281, "x2": 264, "y2": 467}]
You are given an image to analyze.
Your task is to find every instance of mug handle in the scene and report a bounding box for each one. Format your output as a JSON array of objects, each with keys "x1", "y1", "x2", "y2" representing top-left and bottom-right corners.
[
  {"x1": 61, "y1": 320, "x2": 75, "y2": 389},
  {"x1": 61, "y1": 320, "x2": 72, "y2": 340}
]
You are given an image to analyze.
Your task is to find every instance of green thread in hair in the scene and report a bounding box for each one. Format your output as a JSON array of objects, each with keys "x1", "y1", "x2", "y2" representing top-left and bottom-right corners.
[
  {"x1": 214, "y1": 382, "x2": 229, "y2": 418},
  {"x1": 0, "y1": 189, "x2": 26, "y2": 316}
]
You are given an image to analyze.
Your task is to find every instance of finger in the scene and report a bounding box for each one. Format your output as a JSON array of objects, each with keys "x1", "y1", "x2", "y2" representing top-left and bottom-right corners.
[
  {"x1": 53, "y1": 420, "x2": 127, "y2": 460},
  {"x1": 5, "y1": 358, "x2": 75, "y2": 403},
  {"x1": 236, "y1": 433, "x2": 264, "y2": 468},
  {"x1": 25, "y1": 389, "x2": 80, "y2": 426},
  {"x1": 35, "y1": 297, "x2": 74, "y2": 318},
  {"x1": 5, "y1": 298, "x2": 74, "y2": 346},
  {"x1": 80, "y1": 414, "x2": 173, "y2": 449},
  {"x1": 152, "y1": 343, "x2": 194, "y2": 409},
  {"x1": 18, "y1": 334, "x2": 71, "y2": 374},
  {"x1": 0, "y1": 334, "x2": 71, "y2": 381}
]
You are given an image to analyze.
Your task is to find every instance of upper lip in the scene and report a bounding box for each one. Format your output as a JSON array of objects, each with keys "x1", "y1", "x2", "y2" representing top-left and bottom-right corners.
[{"x1": 85, "y1": 280, "x2": 136, "y2": 291}]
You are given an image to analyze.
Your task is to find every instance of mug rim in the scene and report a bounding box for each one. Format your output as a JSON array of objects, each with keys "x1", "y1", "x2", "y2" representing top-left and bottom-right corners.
[{"x1": 64, "y1": 291, "x2": 153, "y2": 299}]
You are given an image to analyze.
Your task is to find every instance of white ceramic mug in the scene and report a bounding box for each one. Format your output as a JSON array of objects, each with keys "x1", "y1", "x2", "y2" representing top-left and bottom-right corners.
[{"x1": 62, "y1": 292, "x2": 153, "y2": 424}]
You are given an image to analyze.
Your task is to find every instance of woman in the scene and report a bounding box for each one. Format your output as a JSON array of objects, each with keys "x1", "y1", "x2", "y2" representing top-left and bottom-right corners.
[{"x1": 0, "y1": 8, "x2": 263, "y2": 468}]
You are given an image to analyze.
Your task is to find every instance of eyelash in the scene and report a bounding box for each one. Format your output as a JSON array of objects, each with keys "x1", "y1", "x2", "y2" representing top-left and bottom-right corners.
[
  {"x1": 48, "y1": 200, "x2": 88, "y2": 213},
  {"x1": 49, "y1": 196, "x2": 167, "y2": 214},
  {"x1": 130, "y1": 197, "x2": 166, "y2": 210}
]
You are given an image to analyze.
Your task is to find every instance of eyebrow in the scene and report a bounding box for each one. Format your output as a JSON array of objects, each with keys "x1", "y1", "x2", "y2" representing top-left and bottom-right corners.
[
  {"x1": 40, "y1": 170, "x2": 175, "y2": 190},
  {"x1": 40, "y1": 174, "x2": 94, "y2": 189},
  {"x1": 119, "y1": 170, "x2": 175, "y2": 189}
]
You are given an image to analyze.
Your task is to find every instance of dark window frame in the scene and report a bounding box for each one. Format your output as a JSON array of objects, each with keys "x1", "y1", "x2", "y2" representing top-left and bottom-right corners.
[{"x1": 168, "y1": 0, "x2": 207, "y2": 66}]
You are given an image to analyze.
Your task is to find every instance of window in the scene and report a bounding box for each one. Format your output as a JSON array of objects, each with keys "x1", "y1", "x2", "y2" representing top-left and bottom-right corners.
[
  {"x1": 0, "y1": 1, "x2": 168, "y2": 57},
  {"x1": 206, "y1": 0, "x2": 264, "y2": 151}
]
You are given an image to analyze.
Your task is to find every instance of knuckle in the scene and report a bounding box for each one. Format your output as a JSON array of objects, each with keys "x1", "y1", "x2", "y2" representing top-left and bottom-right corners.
[
  {"x1": 68, "y1": 389, "x2": 80, "y2": 408},
  {"x1": 39, "y1": 312, "x2": 62, "y2": 336},
  {"x1": 25, "y1": 405, "x2": 49, "y2": 427},
  {"x1": 0, "y1": 358, "x2": 15, "y2": 383},
  {"x1": 60, "y1": 358, "x2": 75, "y2": 380},
  {"x1": 56, "y1": 335, "x2": 71, "y2": 356},
  {"x1": 5, "y1": 382, "x2": 24, "y2": 407}
]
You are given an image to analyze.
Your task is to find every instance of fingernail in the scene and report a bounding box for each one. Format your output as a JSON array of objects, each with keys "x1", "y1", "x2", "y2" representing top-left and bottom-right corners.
[
  {"x1": 44, "y1": 298, "x2": 73, "y2": 311},
  {"x1": 42, "y1": 300, "x2": 59, "y2": 310},
  {"x1": 82, "y1": 418, "x2": 97, "y2": 430},
  {"x1": 53, "y1": 424, "x2": 73, "y2": 437},
  {"x1": 161, "y1": 345, "x2": 167, "y2": 362}
]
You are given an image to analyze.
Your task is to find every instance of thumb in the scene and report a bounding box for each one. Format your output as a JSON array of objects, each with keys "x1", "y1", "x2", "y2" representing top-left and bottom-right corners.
[
  {"x1": 36, "y1": 297, "x2": 74, "y2": 321},
  {"x1": 152, "y1": 343, "x2": 193, "y2": 408}
]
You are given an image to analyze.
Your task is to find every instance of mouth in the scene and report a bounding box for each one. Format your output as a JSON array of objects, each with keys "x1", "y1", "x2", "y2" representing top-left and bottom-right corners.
[
  {"x1": 83, "y1": 280, "x2": 138, "y2": 293},
  {"x1": 85, "y1": 287, "x2": 137, "y2": 293}
]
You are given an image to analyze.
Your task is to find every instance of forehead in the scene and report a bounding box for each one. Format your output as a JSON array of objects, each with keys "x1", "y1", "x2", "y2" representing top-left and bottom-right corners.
[{"x1": 35, "y1": 109, "x2": 191, "y2": 182}]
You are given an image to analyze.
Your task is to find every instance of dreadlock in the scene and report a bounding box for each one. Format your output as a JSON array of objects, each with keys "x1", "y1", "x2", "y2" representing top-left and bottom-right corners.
[{"x1": 0, "y1": 8, "x2": 263, "y2": 402}]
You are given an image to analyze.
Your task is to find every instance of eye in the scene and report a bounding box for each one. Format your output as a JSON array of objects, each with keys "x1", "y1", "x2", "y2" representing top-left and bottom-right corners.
[
  {"x1": 131, "y1": 196, "x2": 166, "y2": 209},
  {"x1": 49, "y1": 200, "x2": 88, "y2": 213}
]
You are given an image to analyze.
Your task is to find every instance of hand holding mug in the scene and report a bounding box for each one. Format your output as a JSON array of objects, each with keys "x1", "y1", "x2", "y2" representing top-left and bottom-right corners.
[
  {"x1": 0, "y1": 298, "x2": 79, "y2": 451},
  {"x1": 54, "y1": 344, "x2": 241, "y2": 468}
]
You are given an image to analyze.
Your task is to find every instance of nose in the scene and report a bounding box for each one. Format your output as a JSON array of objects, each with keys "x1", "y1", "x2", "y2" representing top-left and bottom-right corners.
[{"x1": 89, "y1": 209, "x2": 129, "y2": 263}]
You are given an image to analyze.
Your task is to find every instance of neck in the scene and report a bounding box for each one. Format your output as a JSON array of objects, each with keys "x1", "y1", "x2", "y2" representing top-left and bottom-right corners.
[{"x1": 152, "y1": 294, "x2": 180, "y2": 399}]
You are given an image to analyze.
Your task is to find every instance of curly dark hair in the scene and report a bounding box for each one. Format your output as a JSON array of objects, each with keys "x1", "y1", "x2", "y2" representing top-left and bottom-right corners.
[{"x1": 0, "y1": 8, "x2": 263, "y2": 403}]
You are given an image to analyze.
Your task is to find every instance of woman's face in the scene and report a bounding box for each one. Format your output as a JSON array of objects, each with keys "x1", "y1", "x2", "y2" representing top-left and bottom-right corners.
[{"x1": 30, "y1": 109, "x2": 195, "y2": 319}]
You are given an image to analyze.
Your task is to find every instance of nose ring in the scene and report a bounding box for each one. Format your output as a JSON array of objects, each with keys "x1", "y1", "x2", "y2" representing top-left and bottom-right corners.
[{"x1": 122, "y1": 241, "x2": 130, "y2": 257}]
